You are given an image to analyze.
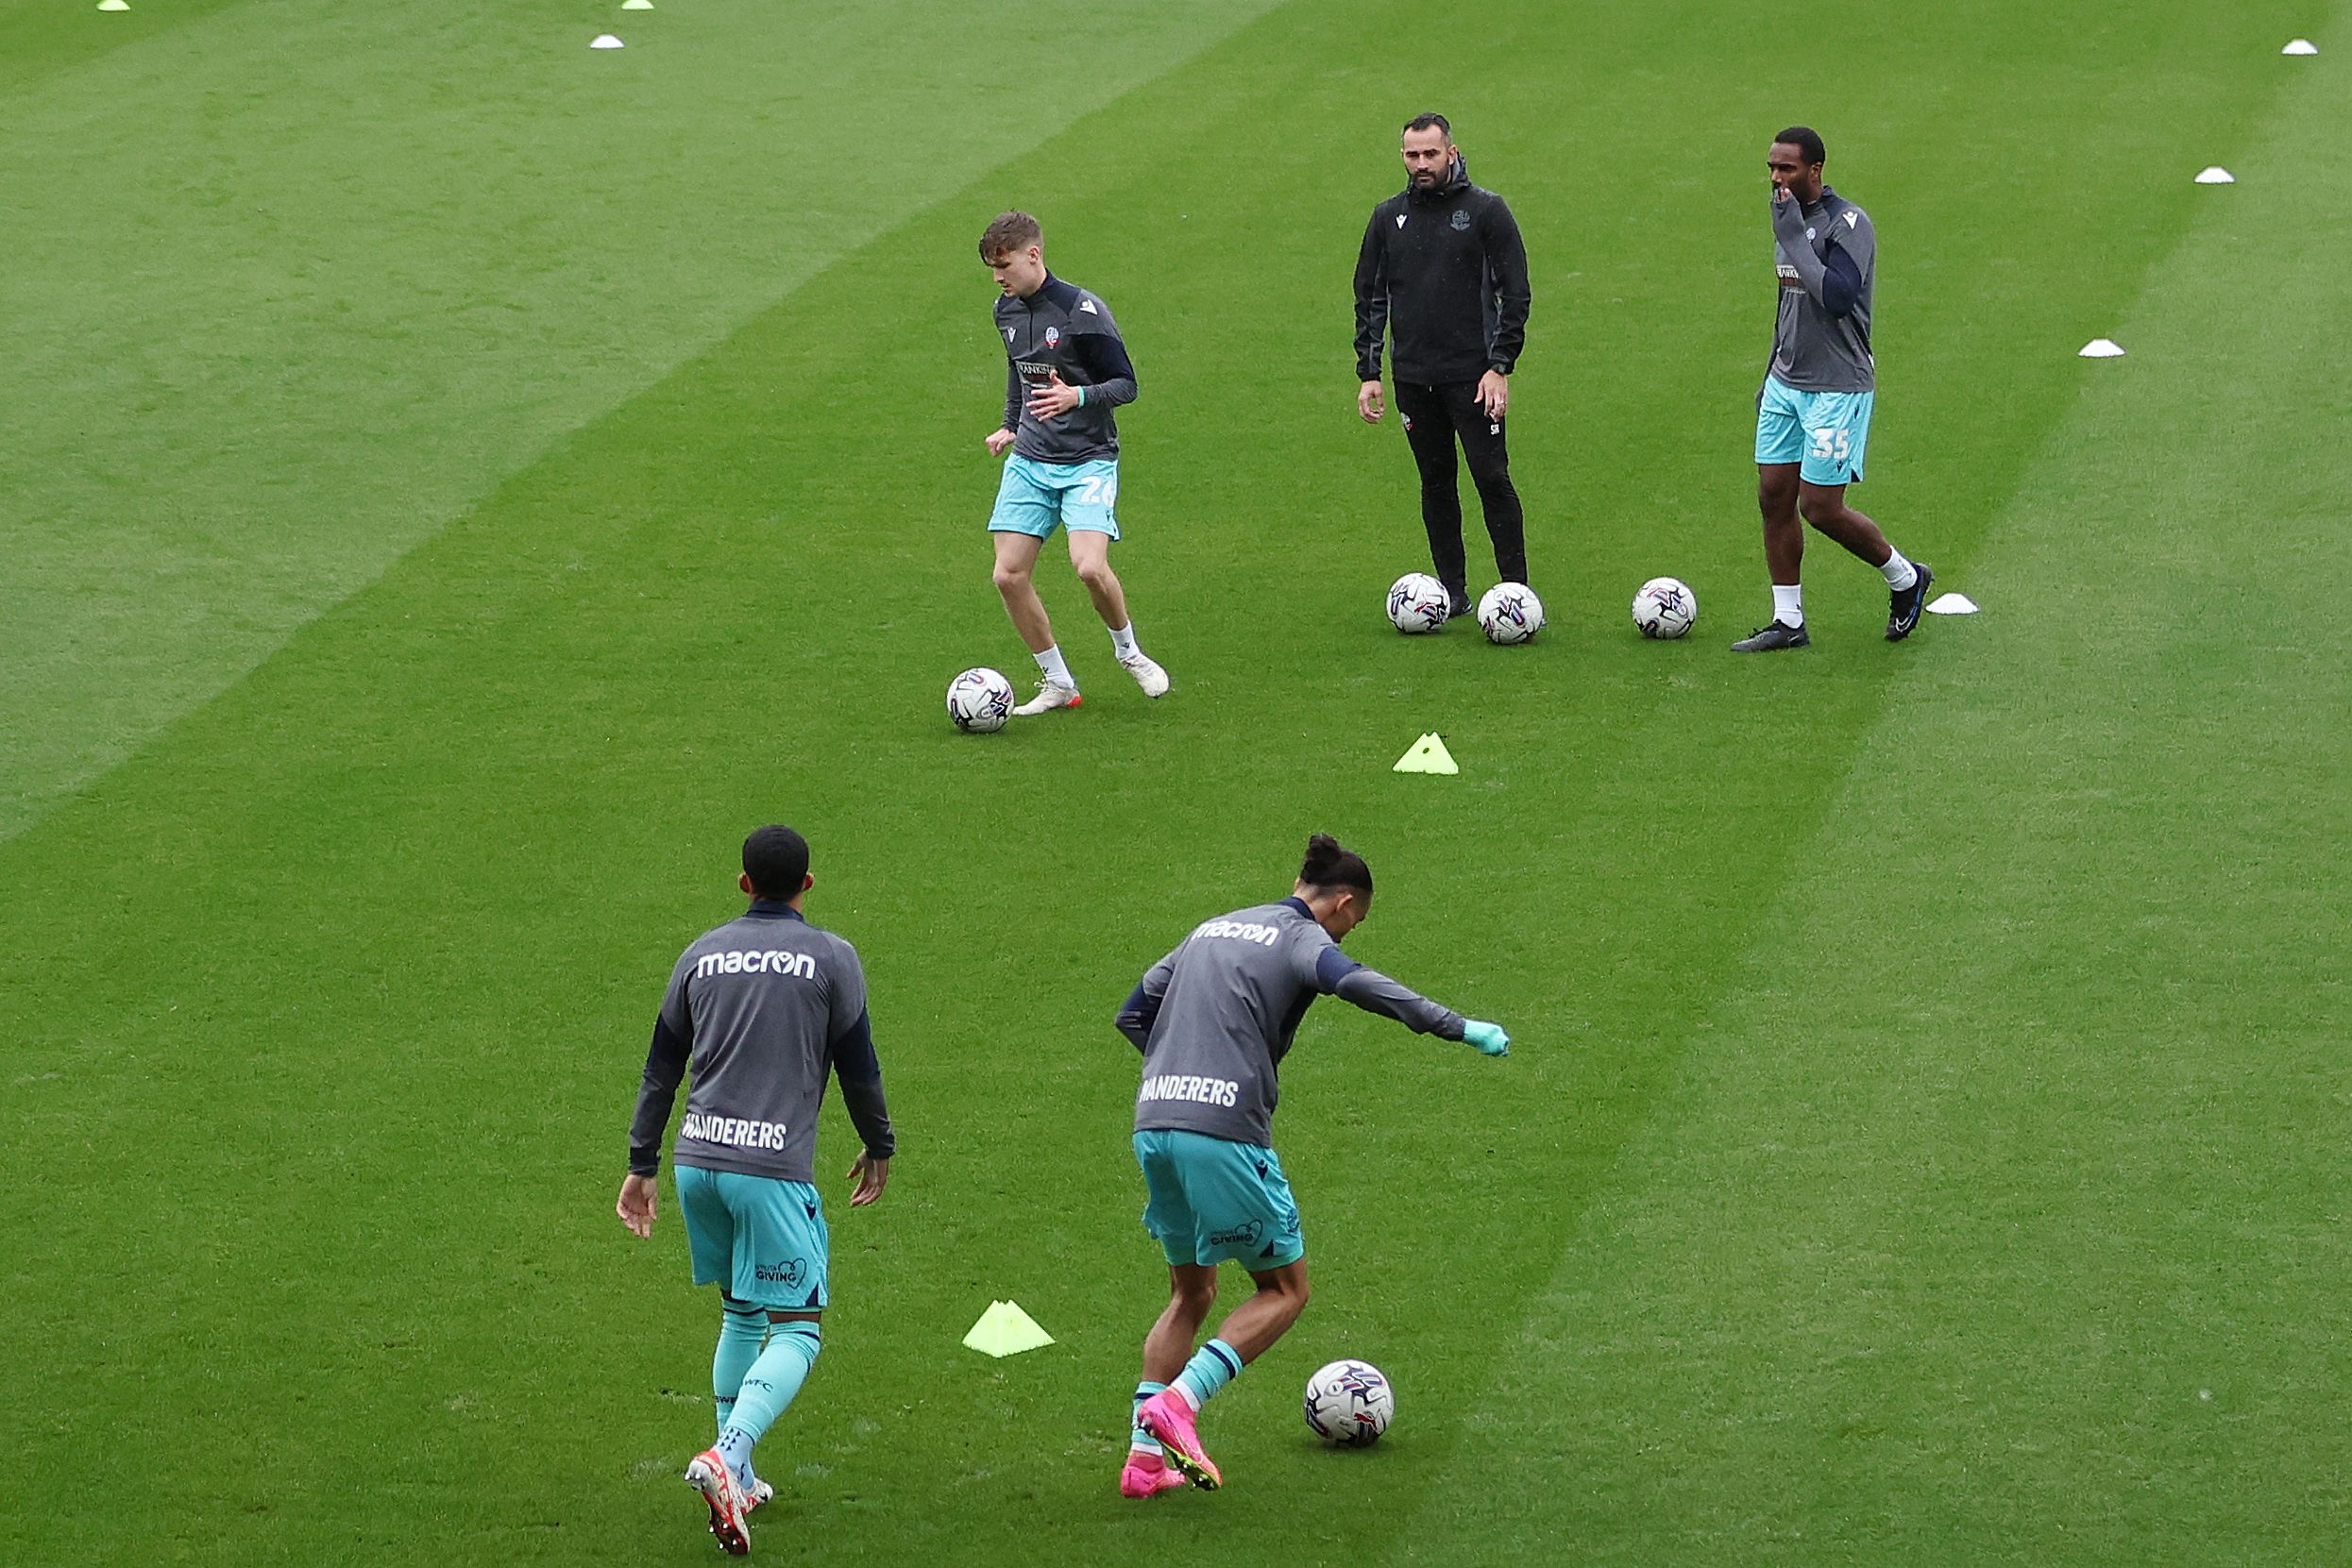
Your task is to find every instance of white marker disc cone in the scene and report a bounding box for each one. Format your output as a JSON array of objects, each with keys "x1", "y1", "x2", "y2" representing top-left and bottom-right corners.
[
  {"x1": 590, "y1": 33, "x2": 625, "y2": 48},
  {"x1": 2194, "y1": 166, "x2": 2235, "y2": 184},
  {"x1": 2283, "y1": 39, "x2": 2318, "y2": 55},
  {"x1": 2079, "y1": 338, "x2": 2126, "y2": 358}
]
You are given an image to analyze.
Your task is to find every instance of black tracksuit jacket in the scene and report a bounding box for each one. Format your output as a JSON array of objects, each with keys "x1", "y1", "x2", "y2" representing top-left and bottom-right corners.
[{"x1": 1353, "y1": 158, "x2": 1531, "y2": 387}]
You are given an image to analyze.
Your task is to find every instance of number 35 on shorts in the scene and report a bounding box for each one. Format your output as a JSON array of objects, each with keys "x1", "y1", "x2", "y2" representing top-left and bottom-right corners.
[{"x1": 1807, "y1": 424, "x2": 1853, "y2": 462}]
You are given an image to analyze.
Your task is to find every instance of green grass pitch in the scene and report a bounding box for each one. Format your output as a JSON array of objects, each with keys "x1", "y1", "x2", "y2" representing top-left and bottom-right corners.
[{"x1": 5, "y1": 1, "x2": 2350, "y2": 1563}]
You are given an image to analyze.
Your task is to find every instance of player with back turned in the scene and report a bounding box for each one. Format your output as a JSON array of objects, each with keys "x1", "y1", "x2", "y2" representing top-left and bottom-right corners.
[
  {"x1": 1112, "y1": 835, "x2": 1513, "y2": 1499},
  {"x1": 1735, "y1": 126, "x2": 1933, "y2": 651},
  {"x1": 1354, "y1": 112, "x2": 1534, "y2": 619},
  {"x1": 615, "y1": 825, "x2": 897, "y2": 1557}
]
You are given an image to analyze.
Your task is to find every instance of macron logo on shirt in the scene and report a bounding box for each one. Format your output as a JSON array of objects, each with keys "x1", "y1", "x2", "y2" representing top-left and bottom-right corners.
[
  {"x1": 696, "y1": 949, "x2": 818, "y2": 981},
  {"x1": 1193, "y1": 918, "x2": 1280, "y2": 947}
]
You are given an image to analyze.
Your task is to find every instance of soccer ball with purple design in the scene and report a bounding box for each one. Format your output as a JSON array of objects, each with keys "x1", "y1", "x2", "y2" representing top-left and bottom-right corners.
[
  {"x1": 1631, "y1": 576, "x2": 1698, "y2": 639},
  {"x1": 1386, "y1": 572, "x2": 1451, "y2": 634},
  {"x1": 944, "y1": 667, "x2": 1014, "y2": 733},
  {"x1": 1476, "y1": 582, "x2": 1545, "y2": 645},
  {"x1": 1302, "y1": 1358, "x2": 1395, "y2": 1446}
]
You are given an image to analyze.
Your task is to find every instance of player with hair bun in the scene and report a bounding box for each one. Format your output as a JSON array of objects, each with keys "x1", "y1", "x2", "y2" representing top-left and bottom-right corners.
[{"x1": 1109, "y1": 835, "x2": 1513, "y2": 1498}]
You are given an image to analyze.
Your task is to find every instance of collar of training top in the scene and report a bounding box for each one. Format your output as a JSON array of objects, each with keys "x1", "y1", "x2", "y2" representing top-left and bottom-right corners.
[
  {"x1": 744, "y1": 900, "x2": 807, "y2": 921},
  {"x1": 1280, "y1": 895, "x2": 1313, "y2": 917},
  {"x1": 1015, "y1": 273, "x2": 1081, "y2": 312}
]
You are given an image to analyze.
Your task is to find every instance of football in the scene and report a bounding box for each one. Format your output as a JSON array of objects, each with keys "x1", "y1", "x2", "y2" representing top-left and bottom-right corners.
[
  {"x1": 1476, "y1": 582, "x2": 1545, "y2": 645},
  {"x1": 1631, "y1": 576, "x2": 1698, "y2": 639},
  {"x1": 1386, "y1": 572, "x2": 1451, "y2": 634},
  {"x1": 944, "y1": 667, "x2": 1014, "y2": 733},
  {"x1": 1303, "y1": 1358, "x2": 1395, "y2": 1446}
]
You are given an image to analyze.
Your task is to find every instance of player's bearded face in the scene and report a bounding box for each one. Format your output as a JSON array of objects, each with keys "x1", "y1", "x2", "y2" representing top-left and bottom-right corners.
[{"x1": 1400, "y1": 131, "x2": 1452, "y2": 188}]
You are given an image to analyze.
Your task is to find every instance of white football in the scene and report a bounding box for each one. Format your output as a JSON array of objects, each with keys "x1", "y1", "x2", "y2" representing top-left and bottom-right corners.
[
  {"x1": 1303, "y1": 1358, "x2": 1394, "y2": 1447},
  {"x1": 945, "y1": 666, "x2": 1014, "y2": 733},
  {"x1": 1476, "y1": 582, "x2": 1545, "y2": 645},
  {"x1": 1386, "y1": 572, "x2": 1451, "y2": 634},
  {"x1": 1631, "y1": 576, "x2": 1698, "y2": 639}
]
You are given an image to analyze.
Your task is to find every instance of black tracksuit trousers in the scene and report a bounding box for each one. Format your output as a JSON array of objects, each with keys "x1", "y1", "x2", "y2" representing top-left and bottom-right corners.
[{"x1": 1394, "y1": 379, "x2": 1528, "y2": 595}]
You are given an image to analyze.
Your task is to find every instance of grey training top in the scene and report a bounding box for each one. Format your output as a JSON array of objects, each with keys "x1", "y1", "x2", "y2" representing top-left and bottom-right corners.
[
  {"x1": 1115, "y1": 897, "x2": 1465, "y2": 1148},
  {"x1": 1768, "y1": 185, "x2": 1876, "y2": 394},
  {"x1": 994, "y1": 273, "x2": 1138, "y2": 464},
  {"x1": 627, "y1": 902, "x2": 894, "y2": 1184}
]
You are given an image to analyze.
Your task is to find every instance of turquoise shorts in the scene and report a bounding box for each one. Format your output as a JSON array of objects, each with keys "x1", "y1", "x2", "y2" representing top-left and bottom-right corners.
[
  {"x1": 988, "y1": 455, "x2": 1122, "y2": 540},
  {"x1": 1755, "y1": 375, "x2": 1874, "y2": 486},
  {"x1": 1133, "y1": 1128, "x2": 1305, "y2": 1272},
  {"x1": 675, "y1": 1164, "x2": 829, "y2": 1311}
]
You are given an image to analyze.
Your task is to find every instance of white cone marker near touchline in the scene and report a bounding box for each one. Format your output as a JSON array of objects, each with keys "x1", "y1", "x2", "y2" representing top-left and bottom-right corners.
[
  {"x1": 2079, "y1": 338, "x2": 2126, "y2": 358},
  {"x1": 590, "y1": 33, "x2": 625, "y2": 48},
  {"x1": 2195, "y1": 167, "x2": 2235, "y2": 184},
  {"x1": 2282, "y1": 39, "x2": 2318, "y2": 55},
  {"x1": 1924, "y1": 593, "x2": 1979, "y2": 616}
]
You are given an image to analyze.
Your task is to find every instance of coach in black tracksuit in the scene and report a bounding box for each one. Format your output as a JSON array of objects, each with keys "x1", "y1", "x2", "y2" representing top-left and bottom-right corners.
[{"x1": 1354, "y1": 113, "x2": 1532, "y2": 613}]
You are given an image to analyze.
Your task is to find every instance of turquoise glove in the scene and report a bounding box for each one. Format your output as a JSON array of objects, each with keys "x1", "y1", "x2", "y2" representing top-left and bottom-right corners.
[{"x1": 1463, "y1": 1020, "x2": 1511, "y2": 1056}]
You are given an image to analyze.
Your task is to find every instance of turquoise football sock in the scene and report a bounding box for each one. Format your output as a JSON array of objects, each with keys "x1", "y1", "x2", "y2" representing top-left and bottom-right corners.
[
  {"x1": 713, "y1": 1302, "x2": 769, "y2": 1440},
  {"x1": 1130, "y1": 1380, "x2": 1168, "y2": 1456},
  {"x1": 1173, "y1": 1339, "x2": 1243, "y2": 1411},
  {"x1": 716, "y1": 1322, "x2": 821, "y2": 1485}
]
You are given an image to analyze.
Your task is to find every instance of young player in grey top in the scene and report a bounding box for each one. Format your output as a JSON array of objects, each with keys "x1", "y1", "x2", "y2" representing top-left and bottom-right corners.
[
  {"x1": 977, "y1": 210, "x2": 1168, "y2": 716},
  {"x1": 1118, "y1": 835, "x2": 1511, "y2": 1497},
  {"x1": 616, "y1": 826, "x2": 893, "y2": 1557},
  {"x1": 1735, "y1": 126, "x2": 1934, "y2": 654}
]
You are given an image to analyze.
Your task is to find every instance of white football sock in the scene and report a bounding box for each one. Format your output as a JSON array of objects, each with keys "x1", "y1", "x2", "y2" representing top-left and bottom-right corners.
[
  {"x1": 1771, "y1": 583, "x2": 1804, "y2": 628},
  {"x1": 1034, "y1": 645, "x2": 1075, "y2": 688},
  {"x1": 1880, "y1": 548, "x2": 1920, "y2": 591},
  {"x1": 1108, "y1": 621, "x2": 1139, "y2": 659}
]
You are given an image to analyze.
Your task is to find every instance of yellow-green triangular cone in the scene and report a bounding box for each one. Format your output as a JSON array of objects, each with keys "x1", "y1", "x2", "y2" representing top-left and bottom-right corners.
[
  {"x1": 962, "y1": 1299, "x2": 1056, "y2": 1357},
  {"x1": 1393, "y1": 732, "x2": 1459, "y2": 775},
  {"x1": 97, "y1": 1, "x2": 130, "y2": 11},
  {"x1": 621, "y1": 0, "x2": 654, "y2": 9}
]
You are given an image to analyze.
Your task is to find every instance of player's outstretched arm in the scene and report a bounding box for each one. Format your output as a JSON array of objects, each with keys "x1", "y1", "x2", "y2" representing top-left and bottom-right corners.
[{"x1": 1311, "y1": 945, "x2": 1499, "y2": 1052}]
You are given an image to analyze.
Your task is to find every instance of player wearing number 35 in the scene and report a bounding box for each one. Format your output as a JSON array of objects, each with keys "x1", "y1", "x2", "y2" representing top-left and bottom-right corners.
[{"x1": 1738, "y1": 126, "x2": 1933, "y2": 651}]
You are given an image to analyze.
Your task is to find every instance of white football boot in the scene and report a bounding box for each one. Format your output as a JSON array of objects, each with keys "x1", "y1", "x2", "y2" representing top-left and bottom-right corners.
[
  {"x1": 1118, "y1": 652, "x2": 1170, "y2": 698},
  {"x1": 1013, "y1": 678, "x2": 1082, "y2": 716}
]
